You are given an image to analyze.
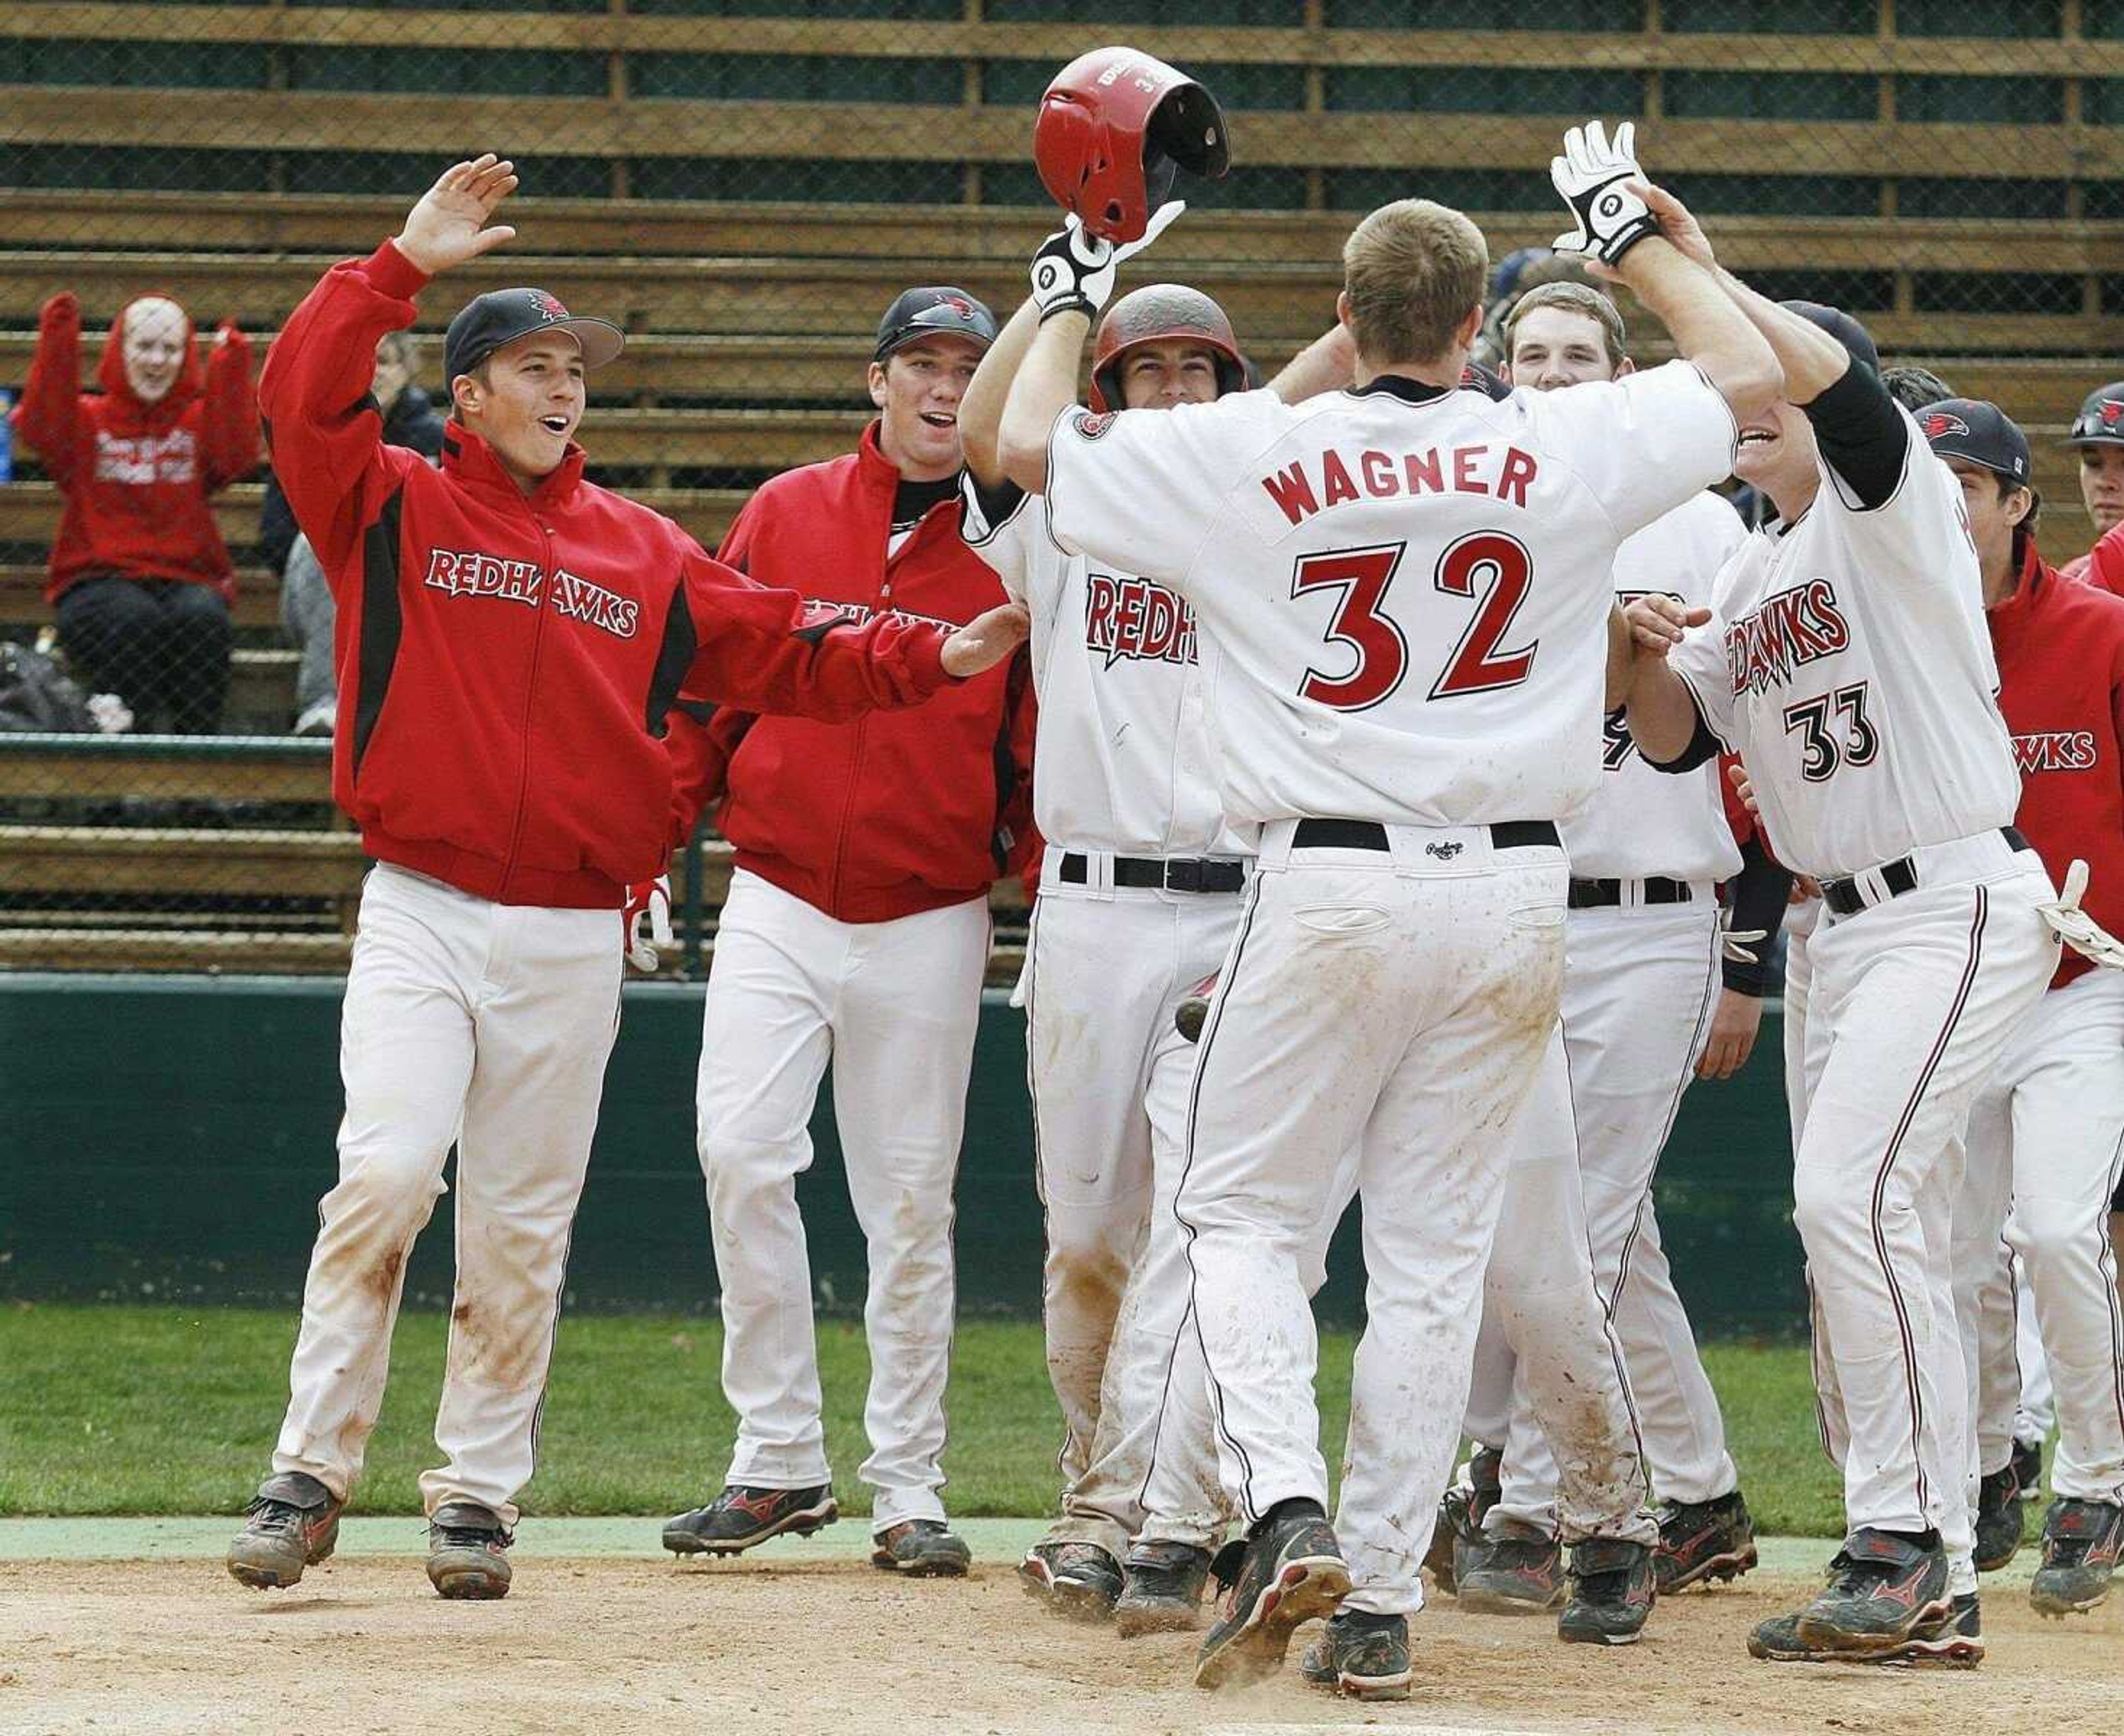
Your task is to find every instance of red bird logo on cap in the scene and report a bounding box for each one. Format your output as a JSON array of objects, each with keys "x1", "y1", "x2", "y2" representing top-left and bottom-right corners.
[
  {"x1": 1920, "y1": 411, "x2": 1970, "y2": 440},
  {"x1": 939, "y1": 295, "x2": 975, "y2": 319},
  {"x1": 528, "y1": 290, "x2": 570, "y2": 322},
  {"x1": 2103, "y1": 400, "x2": 2124, "y2": 430}
]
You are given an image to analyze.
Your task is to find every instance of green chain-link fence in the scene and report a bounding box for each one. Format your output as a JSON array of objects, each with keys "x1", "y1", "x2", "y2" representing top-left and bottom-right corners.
[{"x1": 2, "y1": 0, "x2": 2120, "y2": 975}]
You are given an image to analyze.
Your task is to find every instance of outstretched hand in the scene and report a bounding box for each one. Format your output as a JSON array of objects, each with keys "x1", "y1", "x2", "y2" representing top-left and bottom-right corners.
[
  {"x1": 941, "y1": 601, "x2": 1031, "y2": 679},
  {"x1": 1625, "y1": 592, "x2": 1710, "y2": 656},
  {"x1": 394, "y1": 155, "x2": 519, "y2": 277}
]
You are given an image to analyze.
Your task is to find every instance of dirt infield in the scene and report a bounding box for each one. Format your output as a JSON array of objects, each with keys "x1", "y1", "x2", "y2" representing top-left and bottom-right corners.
[{"x1": 2, "y1": 1557, "x2": 2119, "y2": 1735}]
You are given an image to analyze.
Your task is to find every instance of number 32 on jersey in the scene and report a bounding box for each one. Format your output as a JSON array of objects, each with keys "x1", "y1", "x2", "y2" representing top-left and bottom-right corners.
[{"x1": 1290, "y1": 533, "x2": 1537, "y2": 712}]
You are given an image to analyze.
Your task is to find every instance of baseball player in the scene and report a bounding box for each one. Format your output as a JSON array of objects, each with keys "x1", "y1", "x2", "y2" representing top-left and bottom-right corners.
[
  {"x1": 997, "y1": 121, "x2": 1779, "y2": 1696},
  {"x1": 1620, "y1": 203, "x2": 2060, "y2": 1662},
  {"x1": 957, "y1": 270, "x2": 1356, "y2": 1629},
  {"x1": 2061, "y1": 381, "x2": 2124, "y2": 587},
  {"x1": 223, "y1": 158, "x2": 1025, "y2": 1601},
  {"x1": 1921, "y1": 401, "x2": 2124, "y2": 1619},
  {"x1": 658, "y1": 286, "x2": 1036, "y2": 1578},
  {"x1": 1445, "y1": 280, "x2": 1786, "y2": 1615}
]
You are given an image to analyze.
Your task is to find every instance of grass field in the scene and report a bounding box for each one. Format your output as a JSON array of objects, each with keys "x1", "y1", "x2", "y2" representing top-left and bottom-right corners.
[{"x1": 0, "y1": 1303, "x2": 1847, "y2": 1532}]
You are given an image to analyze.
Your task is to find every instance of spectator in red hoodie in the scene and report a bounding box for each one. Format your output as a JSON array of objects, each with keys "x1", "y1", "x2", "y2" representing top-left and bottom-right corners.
[
  {"x1": 221, "y1": 157, "x2": 1027, "y2": 1606},
  {"x1": 659, "y1": 288, "x2": 1035, "y2": 1578},
  {"x1": 11, "y1": 290, "x2": 257, "y2": 732}
]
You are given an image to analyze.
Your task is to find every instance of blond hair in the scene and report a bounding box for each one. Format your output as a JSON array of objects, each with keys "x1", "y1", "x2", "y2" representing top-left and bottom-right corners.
[
  {"x1": 1340, "y1": 200, "x2": 1488, "y2": 368},
  {"x1": 1503, "y1": 281, "x2": 1626, "y2": 367}
]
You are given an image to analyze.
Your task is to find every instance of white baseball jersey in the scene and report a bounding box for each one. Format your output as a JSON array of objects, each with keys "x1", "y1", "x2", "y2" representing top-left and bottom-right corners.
[
  {"x1": 957, "y1": 477, "x2": 1248, "y2": 859},
  {"x1": 1668, "y1": 410, "x2": 2020, "y2": 879},
  {"x1": 1569, "y1": 492, "x2": 1747, "y2": 883},
  {"x1": 1044, "y1": 363, "x2": 1737, "y2": 829}
]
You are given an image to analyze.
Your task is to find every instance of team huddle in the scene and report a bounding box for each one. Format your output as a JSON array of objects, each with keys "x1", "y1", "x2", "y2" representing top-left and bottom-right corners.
[{"x1": 216, "y1": 45, "x2": 2124, "y2": 1704}]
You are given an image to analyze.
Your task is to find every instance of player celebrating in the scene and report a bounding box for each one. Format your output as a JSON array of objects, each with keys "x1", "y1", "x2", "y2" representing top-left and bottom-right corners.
[
  {"x1": 1447, "y1": 280, "x2": 1784, "y2": 1615},
  {"x1": 658, "y1": 286, "x2": 1034, "y2": 1578},
  {"x1": 998, "y1": 121, "x2": 1779, "y2": 1695},
  {"x1": 224, "y1": 157, "x2": 1026, "y2": 1601},
  {"x1": 1621, "y1": 226, "x2": 2060, "y2": 1660},
  {"x1": 1923, "y1": 401, "x2": 2124, "y2": 1620}
]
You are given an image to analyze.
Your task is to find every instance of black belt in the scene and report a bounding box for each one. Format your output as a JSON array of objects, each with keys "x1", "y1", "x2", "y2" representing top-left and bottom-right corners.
[
  {"x1": 1568, "y1": 877, "x2": 1693, "y2": 910},
  {"x1": 1821, "y1": 827, "x2": 2028, "y2": 918},
  {"x1": 1057, "y1": 852, "x2": 1247, "y2": 894},
  {"x1": 1290, "y1": 819, "x2": 1560, "y2": 853}
]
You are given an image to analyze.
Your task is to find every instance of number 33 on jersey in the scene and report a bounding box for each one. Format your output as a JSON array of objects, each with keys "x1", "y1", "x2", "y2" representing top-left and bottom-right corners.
[{"x1": 1040, "y1": 362, "x2": 1740, "y2": 832}]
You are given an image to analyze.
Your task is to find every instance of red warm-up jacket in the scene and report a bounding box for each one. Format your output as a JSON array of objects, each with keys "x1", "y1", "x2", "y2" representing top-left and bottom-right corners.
[
  {"x1": 665, "y1": 424, "x2": 1035, "y2": 923},
  {"x1": 2068, "y1": 517, "x2": 2124, "y2": 597},
  {"x1": 11, "y1": 291, "x2": 258, "y2": 605},
  {"x1": 1988, "y1": 541, "x2": 2124, "y2": 989},
  {"x1": 259, "y1": 239, "x2": 956, "y2": 911}
]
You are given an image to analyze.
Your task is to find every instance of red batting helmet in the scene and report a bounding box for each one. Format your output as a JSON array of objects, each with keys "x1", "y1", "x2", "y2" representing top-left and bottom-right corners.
[
  {"x1": 1090, "y1": 284, "x2": 1246, "y2": 413},
  {"x1": 1034, "y1": 47, "x2": 1230, "y2": 245}
]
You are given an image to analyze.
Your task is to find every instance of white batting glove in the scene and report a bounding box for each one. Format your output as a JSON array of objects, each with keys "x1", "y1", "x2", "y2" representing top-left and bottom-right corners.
[
  {"x1": 1029, "y1": 202, "x2": 1185, "y2": 322},
  {"x1": 1551, "y1": 120, "x2": 1660, "y2": 265},
  {"x1": 2036, "y1": 859, "x2": 2124, "y2": 971},
  {"x1": 624, "y1": 874, "x2": 673, "y2": 973}
]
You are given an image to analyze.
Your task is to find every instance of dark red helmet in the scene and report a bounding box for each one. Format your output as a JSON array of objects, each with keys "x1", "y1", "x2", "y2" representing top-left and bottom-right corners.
[
  {"x1": 1090, "y1": 284, "x2": 1246, "y2": 413},
  {"x1": 1034, "y1": 47, "x2": 1230, "y2": 245}
]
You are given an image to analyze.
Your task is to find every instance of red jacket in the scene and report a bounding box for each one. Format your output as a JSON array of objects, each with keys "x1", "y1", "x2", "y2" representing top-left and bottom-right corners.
[
  {"x1": 1988, "y1": 542, "x2": 2124, "y2": 989},
  {"x1": 259, "y1": 240, "x2": 955, "y2": 911},
  {"x1": 2070, "y1": 518, "x2": 2124, "y2": 597},
  {"x1": 11, "y1": 292, "x2": 258, "y2": 604},
  {"x1": 667, "y1": 424, "x2": 1035, "y2": 922}
]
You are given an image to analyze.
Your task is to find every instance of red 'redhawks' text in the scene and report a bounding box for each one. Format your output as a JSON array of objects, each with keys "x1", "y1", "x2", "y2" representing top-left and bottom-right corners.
[
  {"x1": 1086, "y1": 572, "x2": 1196, "y2": 669},
  {"x1": 423, "y1": 549, "x2": 641, "y2": 639},
  {"x1": 2013, "y1": 731, "x2": 2099, "y2": 775},
  {"x1": 1726, "y1": 578, "x2": 1851, "y2": 697}
]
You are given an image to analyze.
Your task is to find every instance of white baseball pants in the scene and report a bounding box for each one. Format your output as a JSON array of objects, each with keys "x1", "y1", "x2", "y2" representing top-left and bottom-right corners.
[
  {"x1": 1790, "y1": 847, "x2": 2055, "y2": 1596},
  {"x1": 272, "y1": 864, "x2": 623, "y2": 1528},
  {"x1": 1022, "y1": 870, "x2": 1241, "y2": 1560},
  {"x1": 1478, "y1": 899, "x2": 1735, "y2": 1534},
  {"x1": 695, "y1": 868, "x2": 988, "y2": 1531},
  {"x1": 1176, "y1": 822, "x2": 1568, "y2": 1619},
  {"x1": 2016, "y1": 1255, "x2": 2058, "y2": 1445},
  {"x1": 1953, "y1": 967, "x2": 2124, "y2": 1502}
]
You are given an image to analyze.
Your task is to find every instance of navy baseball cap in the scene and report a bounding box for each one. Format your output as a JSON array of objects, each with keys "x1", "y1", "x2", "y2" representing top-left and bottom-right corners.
[
  {"x1": 1918, "y1": 398, "x2": 2034, "y2": 494},
  {"x1": 2067, "y1": 380, "x2": 2124, "y2": 447},
  {"x1": 873, "y1": 288, "x2": 997, "y2": 364},
  {"x1": 443, "y1": 287, "x2": 624, "y2": 386},
  {"x1": 1781, "y1": 300, "x2": 1880, "y2": 374}
]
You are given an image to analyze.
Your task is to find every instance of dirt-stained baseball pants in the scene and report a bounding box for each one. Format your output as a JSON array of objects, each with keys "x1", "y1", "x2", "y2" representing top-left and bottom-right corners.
[
  {"x1": 1175, "y1": 821, "x2": 1568, "y2": 1619},
  {"x1": 272, "y1": 863, "x2": 623, "y2": 1528},
  {"x1": 695, "y1": 867, "x2": 988, "y2": 1532}
]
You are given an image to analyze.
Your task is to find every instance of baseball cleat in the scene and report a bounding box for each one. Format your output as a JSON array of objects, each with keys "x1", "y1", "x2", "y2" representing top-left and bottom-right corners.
[
  {"x1": 1655, "y1": 1489, "x2": 1759, "y2": 1593},
  {"x1": 1424, "y1": 1446, "x2": 1503, "y2": 1597},
  {"x1": 1194, "y1": 1502, "x2": 1351, "y2": 1691},
  {"x1": 1299, "y1": 1609, "x2": 1412, "y2": 1701},
  {"x1": 1792, "y1": 1528, "x2": 1951, "y2": 1654},
  {"x1": 425, "y1": 1501, "x2": 513, "y2": 1600},
  {"x1": 1115, "y1": 1540, "x2": 1213, "y2": 1636},
  {"x1": 1019, "y1": 1540, "x2": 1123, "y2": 1620},
  {"x1": 2010, "y1": 1434, "x2": 2044, "y2": 1503},
  {"x1": 662, "y1": 1482, "x2": 838, "y2": 1556},
  {"x1": 1558, "y1": 1537, "x2": 1656, "y2": 1645},
  {"x1": 1973, "y1": 1464, "x2": 2027, "y2": 1571},
  {"x1": 872, "y1": 1518, "x2": 971, "y2": 1577},
  {"x1": 1748, "y1": 1593, "x2": 1981, "y2": 1668},
  {"x1": 2030, "y1": 1498, "x2": 2124, "y2": 1617},
  {"x1": 226, "y1": 1471, "x2": 345, "y2": 1592},
  {"x1": 1455, "y1": 1518, "x2": 1566, "y2": 1615}
]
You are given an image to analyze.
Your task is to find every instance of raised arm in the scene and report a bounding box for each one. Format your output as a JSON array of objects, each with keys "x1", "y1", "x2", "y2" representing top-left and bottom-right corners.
[
  {"x1": 959, "y1": 296, "x2": 1042, "y2": 489},
  {"x1": 200, "y1": 322, "x2": 261, "y2": 492},
  {"x1": 13, "y1": 293, "x2": 86, "y2": 487}
]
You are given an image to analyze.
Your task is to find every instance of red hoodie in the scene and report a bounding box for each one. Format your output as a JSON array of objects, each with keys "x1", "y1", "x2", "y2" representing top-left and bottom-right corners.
[
  {"x1": 665, "y1": 424, "x2": 1035, "y2": 923},
  {"x1": 1988, "y1": 540, "x2": 2124, "y2": 989},
  {"x1": 259, "y1": 239, "x2": 957, "y2": 911},
  {"x1": 11, "y1": 291, "x2": 258, "y2": 605}
]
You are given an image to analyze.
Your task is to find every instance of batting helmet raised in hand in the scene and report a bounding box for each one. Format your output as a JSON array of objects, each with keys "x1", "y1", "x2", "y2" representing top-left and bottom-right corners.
[
  {"x1": 1034, "y1": 47, "x2": 1230, "y2": 245},
  {"x1": 1089, "y1": 284, "x2": 1246, "y2": 413}
]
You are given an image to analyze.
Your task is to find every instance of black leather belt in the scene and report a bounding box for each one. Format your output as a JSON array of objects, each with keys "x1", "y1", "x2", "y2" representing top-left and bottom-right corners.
[
  {"x1": 1569, "y1": 877, "x2": 1693, "y2": 910},
  {"x1": 1821, "y1": 827, "x2": 2028, "y2": 917},
  {"x1": 1058, "y1": 852, "x2": 1247, "y2": 894},
  {"x1": 1290, "y1": 819, "x2": 1560, "y2": 852}
]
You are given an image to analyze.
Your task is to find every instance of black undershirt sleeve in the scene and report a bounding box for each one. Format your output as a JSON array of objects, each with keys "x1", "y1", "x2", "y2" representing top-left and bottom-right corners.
[
  {"x1": 1800, "y1": 362, "x2": 1909, "y2": 512},
  {"x1": 1722, "y1": 836, "x2": 1795, "y2": 997}
]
